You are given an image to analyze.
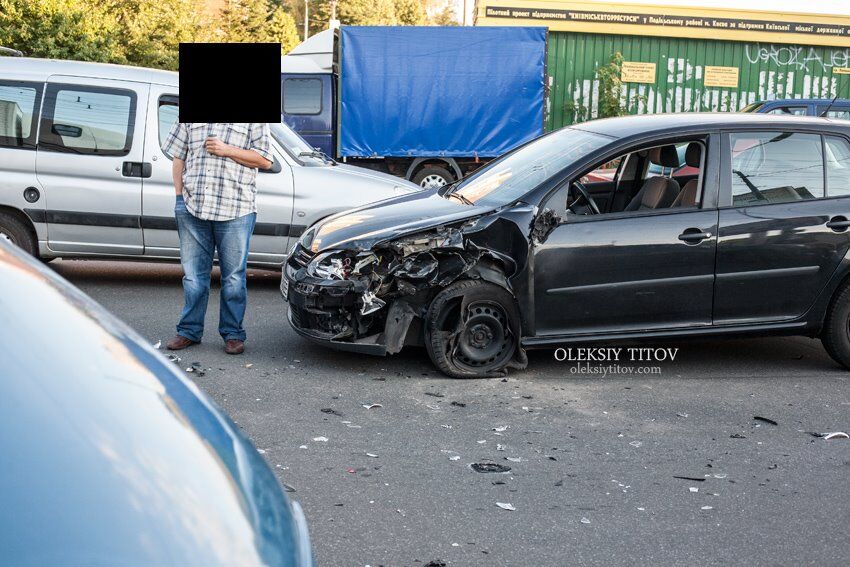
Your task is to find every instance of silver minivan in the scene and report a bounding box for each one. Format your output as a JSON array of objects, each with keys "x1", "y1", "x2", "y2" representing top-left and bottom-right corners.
[{"x1": 0, "y1": 57, "x2": 417, "y2": 266}]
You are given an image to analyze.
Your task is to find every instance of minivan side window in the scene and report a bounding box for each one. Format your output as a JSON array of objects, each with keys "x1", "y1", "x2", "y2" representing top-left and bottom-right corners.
[
  {"x1": 39, "y1": 84, "x2": 136, "y2": 156},
  {"x1": 729, "y1": 132, "x2": 824, "y2": 206},
  {"x1": 0, "y1": 81, "x2": 42, "y2": 149},
  {"x1": 158, "y1": 95, "x2": 179, "y2": 151},
  {"x1": 282, "y1": 78, "x2": 322, "y2": 115},
  {"x1": 826, "y1": 136, "x2": 850, "y2": 198}
]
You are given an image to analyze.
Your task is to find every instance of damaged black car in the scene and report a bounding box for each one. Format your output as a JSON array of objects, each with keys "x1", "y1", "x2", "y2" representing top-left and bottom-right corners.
[{"x1": 283, "y1": 114, "x2": 850, "y2": 378}]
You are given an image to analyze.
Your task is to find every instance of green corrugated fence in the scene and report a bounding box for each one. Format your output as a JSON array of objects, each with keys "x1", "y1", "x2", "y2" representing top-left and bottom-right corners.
[{"x1": 546, "y1": 31, "x2": 850, "y2": 130}]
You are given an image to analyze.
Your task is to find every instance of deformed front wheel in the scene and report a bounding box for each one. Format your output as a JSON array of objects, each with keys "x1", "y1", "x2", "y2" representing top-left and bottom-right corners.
[{"x1": 424, "y1": 280, "x2": 526, "y2": 378}]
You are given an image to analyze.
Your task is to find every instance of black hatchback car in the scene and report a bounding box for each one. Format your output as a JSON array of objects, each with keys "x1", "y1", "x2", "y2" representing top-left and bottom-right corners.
[{"x1": 282, "y1": 113, "x2": 850, "y2": 378}]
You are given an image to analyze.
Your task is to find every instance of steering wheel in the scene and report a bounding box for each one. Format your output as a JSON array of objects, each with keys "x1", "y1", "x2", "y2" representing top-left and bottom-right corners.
[{"x1": 567, "y1": 181, "x2": 601, "y2": 215}]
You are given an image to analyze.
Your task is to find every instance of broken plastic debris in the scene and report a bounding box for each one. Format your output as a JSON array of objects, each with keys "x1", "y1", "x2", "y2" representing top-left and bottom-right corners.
[
  {"x1": 320, "y1": 408, "x2": 342, "y2": 416},
  {"x1": 492, "y1": 425, "x2": 509, "y2": 432},
  {"x1": 299, "y1": 445, "x2": 308, "y2": 449},
  {"x1": 629, "y1": 441, "x2": 642, "y2": 448},
  {"x1": 823, "y1": 432, "x2": 849, "y2": 440},
  {"x1": 580, "y1": 517, "x2": 591, "y2": 524},
  {"x1": 505, "y1": 457, "x2": 522, "y2": 463},
  {"x1": 152, "y1": 340, "x2": 161, "y2": 349},
  {"x1": 257, "y1": 448, "x2": 266, "y2": 454},
  {"x1": 701, "y1": 506, "x2": 713, "y2": 510},
  {"x1": 470, "y1": 462, "x2": 511, "y2": 473},
  {"x1": 282, "y1": 483, "x2": 296, "y2": 493},
  {"x1": 425, "y1": 392, "x2": 445, "y2": 398},
  {"x1": 312, "y1": 436, "x2": 328, "y2": 442},
  {"x1": 496, "y1": 444, "x2": 505, "y2": 451},
  {"x1": 495, "y1": 502, "x2": 516, "y2": 511},
  {"x1": 166, "y1": 354, "x2": 181, "y2": 363},
  {"x1": 689, "y1": 487, "x2": 699, "y2": 493},
  {"x1": 366, "y1": 453, "x2": 379, "y2": 458},
  {"x1": 753, "y1": 416, "x2": 778, "y2": 426},
  {"x1": 244, "y1": 363, "x2": 253, "y2": 368},
  {"x1": 450, "y1": 401, "x2": 466, "y2": 407},
  {"x1": 362, "y1": 403, "x2": 383, "y2": 409},
  {"x1": 448, "y1": 455, "x2": 461, "y2": 461},
  {"x1": 730, "y1": 433, "x2": 746, "y2": 439},
  {"x1": 673, "y1": 476, "x2": 706, "y2": 482}
]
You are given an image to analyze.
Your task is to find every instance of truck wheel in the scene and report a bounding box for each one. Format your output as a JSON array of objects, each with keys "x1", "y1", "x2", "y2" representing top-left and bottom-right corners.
[
  {"x1": 413, "y1": 166, "x2": 454, "y2": 189},
  {"x1": 424, "y1": 280, "x2": 521, "y2": 378},
  {"x1": 0, "y1": 211, "x2": 37, "y2": 256},
  {"x1": 821, "y1": 281, "x2": 850, "y2": 369}
]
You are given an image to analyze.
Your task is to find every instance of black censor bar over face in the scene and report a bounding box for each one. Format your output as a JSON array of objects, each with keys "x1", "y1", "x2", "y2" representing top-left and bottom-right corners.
[{"x1": 178, "y1": 43, "x2": 281, "y2": 123}]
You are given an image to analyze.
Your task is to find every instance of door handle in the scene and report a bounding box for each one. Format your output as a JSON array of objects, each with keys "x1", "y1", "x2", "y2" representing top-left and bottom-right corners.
[
  {"x1": 826, "y1": 216, "x2": 850, "y2": 232},
  {"x1": 678, "y1": 228, "x2": 712, "y2": 243},
  {"x1": 122, "y1": 161, "x2": 152, "y2": 178}
]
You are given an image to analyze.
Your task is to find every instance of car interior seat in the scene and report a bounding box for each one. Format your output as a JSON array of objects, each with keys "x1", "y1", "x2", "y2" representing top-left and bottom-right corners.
[
  {"x1": 672, "y1": 142, "x2": 703, "y2": 208},
  {"x1": 624, "y1": 145, "x2": 681, "y2": 211}
]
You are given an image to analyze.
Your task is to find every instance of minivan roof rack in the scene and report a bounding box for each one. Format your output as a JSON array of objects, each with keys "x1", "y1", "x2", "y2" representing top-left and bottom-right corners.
[{"x1": 0, "y1": 46, "x2": 24, "y2": 57}]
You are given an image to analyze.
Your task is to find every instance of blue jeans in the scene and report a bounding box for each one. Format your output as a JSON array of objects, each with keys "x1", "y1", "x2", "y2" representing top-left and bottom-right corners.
[{"x1": 174, "y1": 196, "x2": 256, "y2": 342}]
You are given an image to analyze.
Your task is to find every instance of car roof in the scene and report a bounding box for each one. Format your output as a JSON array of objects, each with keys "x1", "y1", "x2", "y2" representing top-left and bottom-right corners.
[
  {"x1": 570, "y1": 112, "x2": 849, "y2": 138},
  {"x1": 0, "y1": 57, "x2": 177, "y2": 86},
  {"x1": 753, "y1": 98, "x2": 850, "y2": 106},
  {"x1": 0, "y1": 240, "x2": 298, "y2": 563}
]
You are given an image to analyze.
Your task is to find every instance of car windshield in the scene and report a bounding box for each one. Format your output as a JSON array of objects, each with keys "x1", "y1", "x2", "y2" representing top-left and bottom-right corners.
[
  {"x1": 270, "y1": 122, "x2": 328, "y2": 165},
  {"x1": 451, "y1": 128, "x2": 611, "y2": 207},
  {"x1": 740, "y1": 102, "x2": 764, "y2": 113}
]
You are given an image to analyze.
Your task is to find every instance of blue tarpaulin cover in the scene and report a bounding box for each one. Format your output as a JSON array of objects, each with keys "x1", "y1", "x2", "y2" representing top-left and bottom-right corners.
[{"x1": 338, "y1": 26, "x2": 547, "y2": 158}]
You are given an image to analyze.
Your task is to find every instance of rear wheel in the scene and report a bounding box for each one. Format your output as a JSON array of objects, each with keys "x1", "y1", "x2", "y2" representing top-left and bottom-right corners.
[
  {"x1": 0, "y1": 211, "x2": 37, "y2": 256},
  {"x1": 412, "y1": 165, "x2": 454, "y2": 189},
  {"x1": 424, "y1": 280, "x2": 524, "y2": 378},
  {"x1": 821, "y1": 281, "x2": 850, "y2": 369}
]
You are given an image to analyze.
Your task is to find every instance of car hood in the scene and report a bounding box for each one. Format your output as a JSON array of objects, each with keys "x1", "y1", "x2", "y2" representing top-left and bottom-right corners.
[
  {"x1": 305, "y1": 189, "x2": 489, "y2": 253},
  {"x1": 322, "y1": 162, "x2": 419, "y2": 190}
]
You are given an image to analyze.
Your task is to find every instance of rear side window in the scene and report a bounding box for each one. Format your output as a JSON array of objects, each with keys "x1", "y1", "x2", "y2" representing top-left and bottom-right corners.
[
  {"x1": 0, "y1": 80, "x2": 42, "y2": 149},
  {"x1": 825, "y1": 108, "x2": 850, "y2": 120},
  {"x1": 826, "y1": 136, "x2": 850, "y2": 198},
  {"x1": 282, "y1": 78, "x2": 322, "y2": 115},
  {"x1": 39, "y1": 84, "x2": 136, "y2": 156},
  {"x1": 729, "y1": 132, "x2": 824, "y2": 206}
]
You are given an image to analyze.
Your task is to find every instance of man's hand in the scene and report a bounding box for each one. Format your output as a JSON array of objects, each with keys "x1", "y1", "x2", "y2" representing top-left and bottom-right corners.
[{"x1": 204, "y1": 136, "x2": 232, "y2": 158}]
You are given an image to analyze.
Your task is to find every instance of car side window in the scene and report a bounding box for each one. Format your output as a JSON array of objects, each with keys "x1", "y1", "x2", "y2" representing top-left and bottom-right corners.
[
  {"x1": 158, "y1": 95, "x2": 179, "y2": 150},
  {"x1": 282, "y1": 78, "x2": 322, "y2": 115},
  {"x1": 39, "y1": 84, "x2": 136, "y2": 156},
  {"x1": 826, "y1": 136, "x2": 850, "y2": 198},
  {"x1": 730, "y1": 132, "x2": 824, "y2": 206},
  {"x1": 825, "y1": 108, "x2": 850, "y2": 120},
  {"x1": 0, "y1": 80, "x2": 42, "y2": 150},
  {"x1": 766, "y1": 106, "x2": 808, "y2": 116}
]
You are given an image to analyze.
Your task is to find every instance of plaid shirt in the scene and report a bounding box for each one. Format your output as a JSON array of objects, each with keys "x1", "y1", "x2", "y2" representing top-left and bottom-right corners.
[{"x1": 162, "y1": 122, "x2": 272, "y2": 221}]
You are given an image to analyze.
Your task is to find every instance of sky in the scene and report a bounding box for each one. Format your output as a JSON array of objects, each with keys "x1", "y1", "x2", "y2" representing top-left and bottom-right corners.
[{"x1": 460, "y1": 0, "x2": 850, "y2": 23}]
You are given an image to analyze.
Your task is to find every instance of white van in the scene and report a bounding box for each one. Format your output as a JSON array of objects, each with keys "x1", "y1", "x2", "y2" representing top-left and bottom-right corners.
[{"x1": 0, "y1": 57, "x2": 417, "y2": 266}]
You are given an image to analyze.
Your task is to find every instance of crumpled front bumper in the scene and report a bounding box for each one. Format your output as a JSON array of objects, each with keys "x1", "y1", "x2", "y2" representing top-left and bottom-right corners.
[{"x1": 282, "y1": 260, "x2": 388, "y2": 355}]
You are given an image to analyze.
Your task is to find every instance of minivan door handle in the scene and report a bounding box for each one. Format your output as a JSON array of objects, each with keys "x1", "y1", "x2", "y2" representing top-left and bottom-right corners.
[
  {"x1": 826, "y1": 216, "x2": 850, "y2": 232},
  {"x1": 122, "y1": 161, "x2": 152, "y2": 178},
  {"x1": 678, "y1": 228, "x2": 712, "y2": 244}
]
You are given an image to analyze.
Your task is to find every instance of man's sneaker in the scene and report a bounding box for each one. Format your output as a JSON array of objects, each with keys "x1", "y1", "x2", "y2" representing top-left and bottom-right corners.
[
  {"x1": 224, "y1": 339, "x2": 244, "y2": 355},
  {"x1": 166, "y1": 335, "x2": 197, "y2": 350}
]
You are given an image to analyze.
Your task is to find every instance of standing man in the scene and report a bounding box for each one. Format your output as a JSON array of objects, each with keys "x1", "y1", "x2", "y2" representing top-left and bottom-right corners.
[{"x1": 163, "y1": 123, "x2": 272, "y2": 355}]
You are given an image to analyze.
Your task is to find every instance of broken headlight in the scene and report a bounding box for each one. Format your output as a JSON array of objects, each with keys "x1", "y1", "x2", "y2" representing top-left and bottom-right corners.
[{"x1": 306, "y1": 251, "x2": 353, "y2": 280}]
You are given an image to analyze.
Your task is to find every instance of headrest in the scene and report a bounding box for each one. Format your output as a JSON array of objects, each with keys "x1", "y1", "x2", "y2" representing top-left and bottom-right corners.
[
  {"x1": 685, "y1": 142, "x2": 702, "y2": 168},
  {"x1": 648, "y1": 145, "x2": 680, "y2": 168},
  {"x1": 641, "y1": 177, "x2": 677, "y2": 209}
]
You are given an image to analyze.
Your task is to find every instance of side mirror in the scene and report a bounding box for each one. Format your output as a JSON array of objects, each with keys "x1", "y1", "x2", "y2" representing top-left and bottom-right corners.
[{"x1": 52, "y1": 123, "x2": 82, "y2": 138}]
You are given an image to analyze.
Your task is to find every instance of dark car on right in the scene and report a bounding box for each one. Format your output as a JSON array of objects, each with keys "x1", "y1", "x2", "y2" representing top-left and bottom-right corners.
[
  {"x1": 282, "y1": 113, "x2": 850, "y2": 378},
  {"x1": 742, "y1": 98, "x2": 850, "y2": 119}
]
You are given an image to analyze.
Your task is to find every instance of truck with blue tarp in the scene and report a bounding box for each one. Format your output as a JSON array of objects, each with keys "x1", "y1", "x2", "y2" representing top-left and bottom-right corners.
[{"x1": 280, "y1": 26, "x2": 548, "y2": 188}]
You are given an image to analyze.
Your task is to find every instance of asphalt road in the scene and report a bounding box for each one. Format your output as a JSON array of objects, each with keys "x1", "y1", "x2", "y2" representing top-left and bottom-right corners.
[{"x1": 52, "y1": 259, "x2": 850, "y2": 567}]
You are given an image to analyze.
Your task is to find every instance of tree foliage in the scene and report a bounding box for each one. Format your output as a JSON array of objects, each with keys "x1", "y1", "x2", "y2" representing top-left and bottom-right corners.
[
  {"x1": 394, "y1": 0, "x2": 425, "y2": 26},
  {"x1": 596, "y1": 52, "x2": 646, "y2": 119},
  {"x1": 217, "y1": 0, "x2": 300, "y2": 53}
]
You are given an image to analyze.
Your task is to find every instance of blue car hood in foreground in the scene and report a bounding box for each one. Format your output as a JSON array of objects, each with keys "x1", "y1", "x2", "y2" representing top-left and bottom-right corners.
[
  {"x1": 304, "y1": 189, "x2": 490, "y2": 253},
  {"x1": 0, "y1": 242, "x2": 310, "y2": 565}
]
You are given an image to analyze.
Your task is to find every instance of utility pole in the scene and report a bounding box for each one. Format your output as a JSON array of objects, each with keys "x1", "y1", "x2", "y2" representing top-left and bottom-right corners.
[
  {"x1": 304, "y1": 0, "x2": 309, "y2": 39},
  {"x1": 463, "y1": 0, "x2": 469, "y2": 26}
]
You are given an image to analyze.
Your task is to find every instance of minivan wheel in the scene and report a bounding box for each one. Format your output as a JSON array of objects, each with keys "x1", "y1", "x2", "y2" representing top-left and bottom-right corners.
[
  {"x1": 412, "y1": 166, "x2": 454, "y2": 189},
  {"x1": 821, "y1": 282, "x2": 850, "y2": 369},
  {"x1": 424, "y1": 280, "x2": 522, "y2": 378},
  {"x1": 0, "y1": 212, "x2": 37, "y2": 256}
]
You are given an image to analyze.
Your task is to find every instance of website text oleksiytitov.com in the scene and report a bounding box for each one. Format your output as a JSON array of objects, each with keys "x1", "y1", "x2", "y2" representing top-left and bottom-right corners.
[{"x1": 554, "y1": 347, "x2": 679, "y2": 376}]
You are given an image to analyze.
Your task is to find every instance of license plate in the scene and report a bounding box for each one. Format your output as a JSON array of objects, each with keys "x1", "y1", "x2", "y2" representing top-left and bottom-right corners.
[{"x1": 281, "y1": 276, "x2": 290, "y2": 301}]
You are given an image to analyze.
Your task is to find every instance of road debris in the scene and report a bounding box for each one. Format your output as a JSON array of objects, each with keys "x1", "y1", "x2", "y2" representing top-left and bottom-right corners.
[
  {"x1": 753, "y1": 416, "x2": 778, "y2": 426},
  {"x1": 320, "y1": 408, "x2": 342, "y2": 416},
  {"x1": 166, "y1": 354, "x2": 181, "y2": 363},
  {"x1": 152, "y1": 340, "x2": 161, "y2": 349},
  {"x1": 492, "y1": 425, "x2": 509, "y2": 432},
  {"x1": 673, "y1": 476, "x2": 706, "y2": 482},
  {"x1": 449, "y1": 455, "x2": 461, "y2": 461},
  {"x1": 244, "y1": 363, "x2": 253, "y2": 369},
  {"x1": 823, "y1": 432, "x2": 849, "y2": 440},
  {"x1": 362, "y1": 403, "x2": 383, "y2": 409},
  {"x1": 689, "y1": 487, "x2": 699, "y2": 493},
  {"x1": 495, "y1": 502, "x2": 516, "y2": 511},
  {"x1": 451, "y1": 401, "x2": 467, "y2": 407},
  {"x1": 470, "y1": 462, "x2": 511, "y2": 473},
  {"x1": 629, "y1": 440, "x2": 642, "y2": 448},
  {"x1": 425, "y1": 392, "x2": 445, "y2": 398},
  {"x1": 580, "y1": 517, "x2": 591, "y2": 524},
  {"x1": 312, "y1": 436, "x2": 329, "y2": 442},
  {"x1": 282, "y1": 483, "x2": 296, "y2": 493},
  {"x1": 701, "y1": 506, "x2": 713, "y2": 510},
  {"x1": 185, "y1": 362, "x2": 205, "y2": 377},
  {"x1": 505, "y1": 457, "x2": 523, "y2": 463},
  {"x1": 730, "y1": 433, "x2": 746, "y2": 439},
  {"x1": 366, "y1": 453, "x2": 379, "y2": 458},
  {"x1": 423, "y1": 561, "x2": 446, "y2": 567}
]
